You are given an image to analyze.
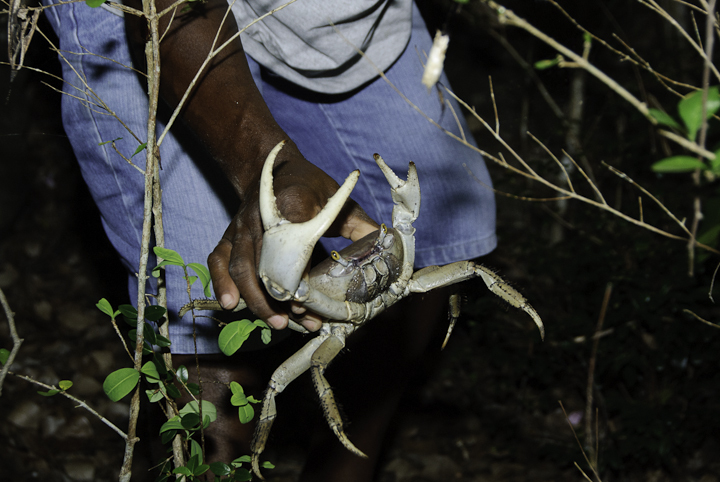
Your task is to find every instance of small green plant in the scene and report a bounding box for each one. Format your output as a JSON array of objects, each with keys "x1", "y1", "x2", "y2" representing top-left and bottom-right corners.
[
  {"x1": 96, "y1": 247, "x2": 273, "y2": 480},
  {"x1": 650, "y1": 87, "x2": 720, "y2": 174}
]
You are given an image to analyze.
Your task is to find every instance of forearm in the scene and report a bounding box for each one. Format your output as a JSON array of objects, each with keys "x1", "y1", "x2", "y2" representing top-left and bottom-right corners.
[{"x1": 124, "y1": 0, "x2": 290, "y2": 197}]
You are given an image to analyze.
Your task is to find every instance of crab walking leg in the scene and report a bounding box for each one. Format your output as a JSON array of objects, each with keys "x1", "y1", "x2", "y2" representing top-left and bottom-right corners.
[
  {"x1": 408, "y1": 262, "x2": 545, "y2": 341},
  {"x1": 442, "y1": 293, "x2": 462, "y2": 350},
  {"x1": 310, "y1": 334, "x2": 368, "y2": 459},
  {"x1": 251, "y1": 336, "x2": 325, "y2": 479}
]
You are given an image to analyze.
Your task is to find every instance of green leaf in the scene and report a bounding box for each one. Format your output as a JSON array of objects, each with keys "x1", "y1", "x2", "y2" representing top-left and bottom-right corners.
[
  {"x1": 179, "y1": 400, "x2": 218, "y2": 423},
  {"x1": 187, "y1": 263, "x2": 213, "y2": 298},
  {"x1": 218, "y1": 320, "x2": 257, "y2": 356},
  {"x1": 103, "y1": 368, "x2": 140, "y2": 402},
  {"x1": 172, "y1": 466, "x2": 193, "y2": 477},
  {"x1": 98, "y1": 137, "x2": 122, "y2": 146},
  {"x1": 152, "y1": 354, "x2": 169, "y2": 378},
  {"x1": 58, "y1": 380, "x2": 73, "y2": 391},
  {"x1": 131, "y1": 142, "x2": 147, "y2": 159},
  {"x1": 153, "y1": 247, "x2": 185, "y2": 266},
  {"x1": 85, "y1": 0, "x2": 106, "y2": 7},
  {"x1": 238, "y1": 403, "x2": 254, "y2": 424},
  {"x1": 711, "y1": 149, "x2": 720, "y2": 173},
  {"x1": 146, "y1": 389, "x2": 164, "y2": 403},
  {"x1": 698, "y1": 223, "x2": 720, "y2": 246},
  {"x1": 159, "y1": 416, "x2": 184, "y2": 433},
  {"x1": 262, "y1": 461, "x2": 275, "y2": 469},
  {"x1": 145, "y1": 305, "x2": 167, "y2": 322},
  {"x1": 141, "y1": 361, "x2": 161, "y2": 381},
  {"x1": 233, "y1": 468, "x2": 252, "y2": 481},
  {"x1": 187, "y1": 382, "x2": 200, "y2": 396},
  {"x1": 161, "y1": 430, "x2": 177, "y2": 445},
  {"x1": 230, "y1": 381, "x2": 248, "y2": 406},
  {"x1": 534, "y1": 56, "x2": 561, "y2": 70},
  {"x1": 261, "y1": 327, "x2": 272, "y2": 345},
  {"x1": 232, "y1": 455, "x2": 251, "y2": 466},
  {"x1": 651, "y1": 156, "x2": 707, "y2": 173},
  {"x1": 96, "y1": 298, "x2": 114, "y2": 318},
  {"x1": 166, "y1": 383, "x2": 181, "y2": 399},
  {"x1": 231, "y1": 391, "x2": 248, "y2": 407},
  {"x1": 648, "y1": 108, "x2": 682, "y2": 130},
  {"x1": 0, "y1": 348, "x2": 9, "y2": 365},
  {"x1": 190, "y1": 439, "x2": 203, "y2": 462},
  {"x1": 209, "y1": 462, "x2": 232, "y2": 476},
  {"x1": 247, "y1": 395, "x2": 261, "y2": 404},
  {"x1": 154, "y1": 335, "x2": 172, "y2": 348},
  {"x1": 38, "y1": 389, "x2": 60, "y2": 397},
  {"x1": 176, "y1": 365, "x2": 189, "y2": 384},
  {"x1": 118, "y1": 304, "x2": 138, "y2": 325},
  {"x1": 181, "y1": 412, "x2": 201, "y2": 430},
  {"x1": 143, "y1": 322, "x2": 157, "y2": 345},
  {"x1": 678, "y1": 86, "x2": 720, "y2": 141},
  {"x1": 186, "y1": 275, "x2": 198, "y2": 287}
]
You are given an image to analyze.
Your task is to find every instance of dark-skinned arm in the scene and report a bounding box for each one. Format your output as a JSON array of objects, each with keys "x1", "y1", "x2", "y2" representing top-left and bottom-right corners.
[{"x1": 124, "y1": 0, "x2": 378, "y2": 330}]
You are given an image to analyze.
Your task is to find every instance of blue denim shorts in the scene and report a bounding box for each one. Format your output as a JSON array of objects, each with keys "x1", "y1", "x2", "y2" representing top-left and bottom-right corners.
[{"x1": 44, "y1": 1, "x2": 496, "y2": 354}]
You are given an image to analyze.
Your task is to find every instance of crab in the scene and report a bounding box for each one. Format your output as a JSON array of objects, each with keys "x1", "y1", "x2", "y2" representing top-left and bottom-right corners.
[{"x1": 182, "y1": 141, "x2": 544, "y2": 479}]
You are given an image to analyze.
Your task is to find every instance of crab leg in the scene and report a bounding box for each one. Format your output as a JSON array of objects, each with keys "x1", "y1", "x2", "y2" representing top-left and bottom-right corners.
[
  {"x1": 408, "y1": 262, "x2": 545, "y2": 340},
  {"x1": 442, "y1": 293, "x2": 462, "y2": 350},
  {"x1": 252, "y1": 336, "x2": 325, "y2": 479},
  {"x1": 310, "y1": 335, "x2": 368, "y2": 459}
]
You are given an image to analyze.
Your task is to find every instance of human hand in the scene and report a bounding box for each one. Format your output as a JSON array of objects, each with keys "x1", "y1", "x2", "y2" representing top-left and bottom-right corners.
[{"x1": 208, "y1": 141, "x2": 378, "y2": 331}]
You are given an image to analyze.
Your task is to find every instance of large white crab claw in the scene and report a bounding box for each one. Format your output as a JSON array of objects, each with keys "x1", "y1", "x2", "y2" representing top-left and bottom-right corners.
[
  {"x1": 373, "y1": 154, "x2": 420, "y2": 232},
  {"x1": 258, "y1": 141, "x2": 360, "y2": 301}
]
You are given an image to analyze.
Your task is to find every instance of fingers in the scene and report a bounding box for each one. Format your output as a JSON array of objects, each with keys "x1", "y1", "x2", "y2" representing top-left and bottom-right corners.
[
  {"x1": 208, "y1": 236, "x2": 289, "y2": 330},
  {"x1": 336, "y1": 200, "x2": 380, "y2": 242},
  {"x1": 207, "y1": 239, "x2": 240, "y2": 310}
]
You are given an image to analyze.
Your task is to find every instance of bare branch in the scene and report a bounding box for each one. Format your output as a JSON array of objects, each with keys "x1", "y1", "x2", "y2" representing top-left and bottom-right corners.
[{"x1": 0, "y1": 289, "x2": 24, "y2": 397}]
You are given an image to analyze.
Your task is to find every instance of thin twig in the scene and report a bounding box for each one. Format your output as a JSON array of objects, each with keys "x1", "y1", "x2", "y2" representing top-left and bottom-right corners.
[
  {"x1": 0, "y1": 289, "x2": 23, "y2": 397},
  {"x1": 111, "y1": 141, "x2": 146, "y2": 174},
  {"x1": 10, "y1": 373, "x2": 129, "y2": 440},
  {"x1": 658, "y1": 130, "x2": 716, "y2": 160},
  {"x1": 683, "y1": 308, "x2": 720, "y2": 328},
  {"x1": 560, "y1": 400, "x2": 602, "y2": 482},
  {"x1": 585, "y1": 283, "x2": 613, "y2": 467}
]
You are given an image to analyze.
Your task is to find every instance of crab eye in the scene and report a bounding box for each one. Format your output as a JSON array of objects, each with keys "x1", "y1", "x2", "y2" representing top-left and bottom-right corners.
[{"x1": 331, "y1": 250, "x2": 351, "y2": 267}]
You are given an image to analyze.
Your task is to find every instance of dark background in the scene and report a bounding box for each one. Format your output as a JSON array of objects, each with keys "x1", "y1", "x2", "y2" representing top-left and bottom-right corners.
[{"x1": 2, "y1": 1, "x2": 720, "y2": 481}]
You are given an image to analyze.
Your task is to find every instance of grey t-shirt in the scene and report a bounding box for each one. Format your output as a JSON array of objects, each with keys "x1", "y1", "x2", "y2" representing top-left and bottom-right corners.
[{"x1": 231, "y1": 0, "x2": 412, "y2": 93}]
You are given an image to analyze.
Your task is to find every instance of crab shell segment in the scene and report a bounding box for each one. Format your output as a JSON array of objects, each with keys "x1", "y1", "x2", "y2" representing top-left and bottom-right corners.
[
  {"x1": 258, "y1": 141, "x2": 360, "y2": 301},
  {"x1": 306, "y1": 225, "x2": 403, "y2": 304}
]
